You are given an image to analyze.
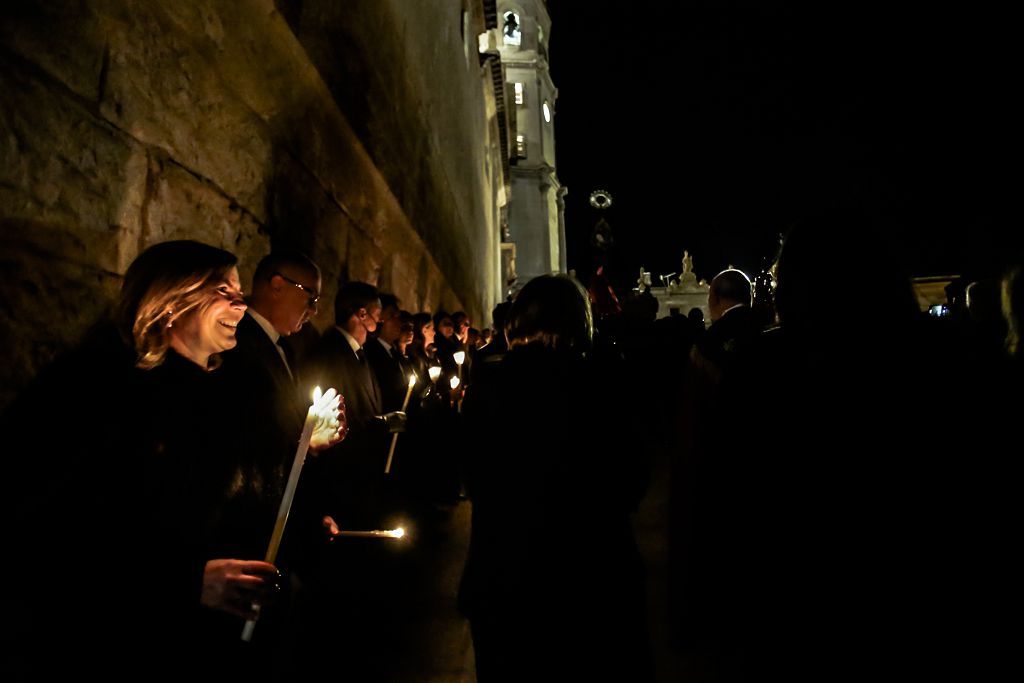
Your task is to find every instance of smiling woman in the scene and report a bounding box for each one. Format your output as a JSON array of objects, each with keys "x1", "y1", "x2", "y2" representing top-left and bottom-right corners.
[
  {"x1": 10, "y1": 240, "x2": 333, "y2": 677},
  {"x1": 123, "y1": 241, "x2": 247, "y2": 370}
]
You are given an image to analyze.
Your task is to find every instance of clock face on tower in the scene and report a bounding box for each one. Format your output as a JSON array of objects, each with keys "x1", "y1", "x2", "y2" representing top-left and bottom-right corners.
[{"x1": 589, "y1": 190, "x2": 613, "y2": 209}]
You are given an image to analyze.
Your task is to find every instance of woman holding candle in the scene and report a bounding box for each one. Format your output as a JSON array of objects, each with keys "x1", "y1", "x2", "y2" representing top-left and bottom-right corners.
[
  {"x1": 13, "y1": 241, "x2": 342, "y2": 677},
  {"x1": 124, "y1": 242, "x2": 342, "y2": 662},
  {"x1": 459, "y1": 274, "x2": 652, "y2": 682}
]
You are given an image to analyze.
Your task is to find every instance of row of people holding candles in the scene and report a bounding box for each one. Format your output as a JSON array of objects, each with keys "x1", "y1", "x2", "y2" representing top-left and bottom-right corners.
[{"x1": 7, "y1": 241, "x2": 484, "y2": 677}]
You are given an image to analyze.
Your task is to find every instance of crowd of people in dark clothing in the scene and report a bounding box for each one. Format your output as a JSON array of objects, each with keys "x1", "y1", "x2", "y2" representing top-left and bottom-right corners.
[{"x1": 6, "y1": 212, "x2": 1022, "y2": 681}]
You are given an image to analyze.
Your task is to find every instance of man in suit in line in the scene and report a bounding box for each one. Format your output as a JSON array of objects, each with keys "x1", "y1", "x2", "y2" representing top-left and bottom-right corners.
[
  {"x1": 303, "y1": 282, "x2": 406, "y2": 528},
  {"x1": 219, "y1": 250, "x2": 342, "y2": 673},
  {"x1": 298, "y1": 283, "x2": 409, "y2": 676},
  {"x1": 364, "y1": 293, "x2": 410, "y2": 414},
  {"x1": 228, "y1": 250, "x2": 322, "y2": 427},
  {"x1": 221, "y1": 251, "x2": 346, "y2": 547},
  {"x1": 692, "y1": 268, "x2": 761, "y2": 380}
]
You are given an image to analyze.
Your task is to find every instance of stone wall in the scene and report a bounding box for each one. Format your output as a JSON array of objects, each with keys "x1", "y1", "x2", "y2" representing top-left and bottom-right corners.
[
  {"x1": 284, "y1": 0, "x2": 506, "y2": 321},
  {"x1": 0, "y1": 1, "x2": 503, "y2": 409}
]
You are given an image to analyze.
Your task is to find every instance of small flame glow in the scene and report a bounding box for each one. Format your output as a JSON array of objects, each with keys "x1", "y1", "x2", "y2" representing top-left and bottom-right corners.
[
  {"x1": 312, "y1": 386, "x2": 323, "y2": 404},
  {"x1": 453, "y1": 351, "x2": 466, "y2": 365},
  {"x1": 450, "y1": 376, "x2": 461, "y2": 390},
  {"x1": 407, "y1": 374, "x2": 417, "y2": 388},
  {"x1": 393, "y1": 527, "x2": 405, "y2": 539},
  {"x1": 429, "y1": 366, "x2": 442, "y2": 382}
]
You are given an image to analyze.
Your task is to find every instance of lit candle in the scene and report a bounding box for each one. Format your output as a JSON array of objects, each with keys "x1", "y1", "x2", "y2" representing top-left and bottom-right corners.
[
  {"x1": 453, "y1": 350, "x2": 466, "y2": 382},
  {"x1": 335, "y1": 527, "x2": 406, "y2": 540},
  {"x1": 242, "y1": 385, "x2": 338, "y2": 641},
  {"x1": 384, "y1": 374, "x2": 417, "y2": 474},
  {"x1": 428, "y1": 366, "x2": 441, "y2": 383},
  {"x1": 450, "y1": 375, "x2": 463, "y2": 413}
]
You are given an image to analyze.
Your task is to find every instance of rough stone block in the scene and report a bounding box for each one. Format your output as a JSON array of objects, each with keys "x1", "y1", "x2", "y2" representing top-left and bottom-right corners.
[
  {"x1": 0, "y1": 248, "x2": 120, "y2": 411},
  {"x1": 141, "y1": 155, "x2": 268, "y2": 286},
  {"x1": 0, "y1": 57, "x2": 147, "y2": 275},
  {"x1": 96, "y1": 4, "x2": 272, "y2": 222},
  {"x1": 0, "y1": 3, "x2": 107, "y2": 103}
]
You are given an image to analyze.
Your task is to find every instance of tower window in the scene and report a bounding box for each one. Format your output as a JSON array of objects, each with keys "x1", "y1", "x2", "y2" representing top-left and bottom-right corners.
[
  {"x1": 513, "y1": 82, "x2": 524, "y2": 105},
  {"x1": 503, "y1": 11, "x2": 521, "y2": 46},
  {"x1": 542, "y1": 101, "x2": 551, "y2": 123},
  {"x1": 516, "y1": 134, "x2": 527, "y2": 158}
]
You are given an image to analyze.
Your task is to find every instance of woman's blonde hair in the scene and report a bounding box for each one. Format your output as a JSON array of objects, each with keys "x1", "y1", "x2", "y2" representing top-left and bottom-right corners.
[{"x1": 117, "y1": 241, "x2": 238, "y2": 370}]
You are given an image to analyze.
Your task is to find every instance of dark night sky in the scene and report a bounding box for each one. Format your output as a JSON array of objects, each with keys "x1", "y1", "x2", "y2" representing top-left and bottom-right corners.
[{"x1": 546, "y1": 1, "x2": 1019, "y2": 290}]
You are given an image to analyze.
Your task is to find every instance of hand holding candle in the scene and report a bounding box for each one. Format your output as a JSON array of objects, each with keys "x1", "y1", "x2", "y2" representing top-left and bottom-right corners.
[
  {"x1": 310, "y1": 391, "x2": 345, "y2": 451},
  {"x1": 384, "y1": 374, "x2": 417, "y2": 474},
  {"x1": 242, "y1": 385, "x2": 338, "y2": 641}
]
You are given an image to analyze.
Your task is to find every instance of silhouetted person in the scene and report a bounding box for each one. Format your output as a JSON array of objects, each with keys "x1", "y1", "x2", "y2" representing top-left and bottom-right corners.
[
  {"x1": 692, "y1": 268, "x2": 760, "y2": 382},
  {"x1": 460, "y1": 274, "x2": 652, "y2": 682},
  {"x1": 680, "y1": 213, "x2": 1002, "y2": 680}
]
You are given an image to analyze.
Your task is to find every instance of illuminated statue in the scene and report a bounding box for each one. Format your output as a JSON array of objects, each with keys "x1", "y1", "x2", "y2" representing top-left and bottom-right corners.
[{"x1": 680, "y1": 250, "x2": 696, "y2": 283}]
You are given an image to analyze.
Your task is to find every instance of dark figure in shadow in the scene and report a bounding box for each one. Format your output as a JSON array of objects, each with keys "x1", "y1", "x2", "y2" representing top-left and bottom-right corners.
[
  {"x1": 460, "y1": 274, "x2": 653, "y2": 682},
  {"x1": 677, "y1": 212, "x2": 1011, "y2": 680}
]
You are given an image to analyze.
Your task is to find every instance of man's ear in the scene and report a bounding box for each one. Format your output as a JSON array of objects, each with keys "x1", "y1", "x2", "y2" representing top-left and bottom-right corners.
[{"x1": 268, "y1": 274, "x2": 283, "y2": 294}]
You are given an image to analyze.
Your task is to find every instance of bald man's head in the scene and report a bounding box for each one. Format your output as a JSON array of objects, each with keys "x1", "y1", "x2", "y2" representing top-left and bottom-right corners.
[{"x1": 709, "y1": 269, "x2": 752, "y2": 321}]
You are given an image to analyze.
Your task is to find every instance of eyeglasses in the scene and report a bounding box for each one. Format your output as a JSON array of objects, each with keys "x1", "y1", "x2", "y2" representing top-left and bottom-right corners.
[{"x1": 274, "y1": 272, "x2": 319, "y2": 308}]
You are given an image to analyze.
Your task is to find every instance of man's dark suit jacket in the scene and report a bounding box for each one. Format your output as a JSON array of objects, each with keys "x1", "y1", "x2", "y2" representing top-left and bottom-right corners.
[
  {"x1": 219, "y1": 312, "x2": 318, "y2": 562},
  {"x1": 304, "y1": 327, "x2": 382, "y2": 429},
  {"x1": 302, "y1": 327, "x2": 388, "y2": 527},
  {"x1": 695, "y1": 304, "x2": 762, "y2": 372},
  {"x1": 364, "y1": 337, "x2": 407, "y2": 414},
  {"x1": 221, "y1": 312, "x2": 308, "y2": 487}
]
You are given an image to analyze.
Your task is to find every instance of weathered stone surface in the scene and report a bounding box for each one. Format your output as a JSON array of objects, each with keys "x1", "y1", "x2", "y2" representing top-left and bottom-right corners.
[
  {"x1": 285, "y1": 0, "x2": 503, "y2": 321},
  {"x1": 0, "y1": 3, "x2": 107, "y2": 103},
  {"x1": 141, "y1": 154, "x2": 268, "y2": 286},
  {"x1": 0, "y1": 56, "x2": 147, "y2": 275},
  {"x1": 1, "y1": 0, "x2": 501, "y2": 418},
  {"x1": 95, "y1": 3, "x2": 272, "y2": 222},
  {"x1": 0, "y1": 246, "x2": 120, "y2": 409}
]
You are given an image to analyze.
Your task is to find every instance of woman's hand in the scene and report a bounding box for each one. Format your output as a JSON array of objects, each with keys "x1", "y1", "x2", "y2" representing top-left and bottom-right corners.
[{"x1": 200, "y1": 559, "x2": 280, "y2": 619}]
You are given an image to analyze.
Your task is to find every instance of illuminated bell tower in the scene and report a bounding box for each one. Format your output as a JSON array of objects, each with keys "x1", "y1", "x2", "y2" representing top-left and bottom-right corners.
[{"x1": 498, "y1": 1, "x2": 566, "y2": 286}]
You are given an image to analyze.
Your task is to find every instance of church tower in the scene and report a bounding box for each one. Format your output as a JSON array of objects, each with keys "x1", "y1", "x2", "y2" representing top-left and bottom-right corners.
[{"x1": 498, "y1": 1, "x2": 566, "y2": 286}]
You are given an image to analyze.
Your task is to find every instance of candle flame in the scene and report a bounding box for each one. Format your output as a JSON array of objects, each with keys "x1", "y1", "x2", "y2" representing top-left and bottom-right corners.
[
  {"x1": 453, "y1": 351, "x2": 466, "y2": 365},
  {"x1": 312, "y1": 385, "x2": 323, "y2": 404},
  {"x1": 429, "y1": 366, "x2": 442, "y2": 382},
  {"x1": 393, "y1": 527, "x2": 406, "y2": 539},
  {"x1": 450, "y1": 376, "x2": 461, "y2": 390},
  {"x1": 407, "y1": 374, "x2": 417, "y2": 388}
]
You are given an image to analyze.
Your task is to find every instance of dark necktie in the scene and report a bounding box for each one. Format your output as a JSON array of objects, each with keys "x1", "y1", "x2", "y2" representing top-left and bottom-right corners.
[
  {"x1": 356, "y1": 348, "x2": 366, "y2": 364},
  {"x1": 275, "y1": 337, "x2": 294, "y2": 379}
]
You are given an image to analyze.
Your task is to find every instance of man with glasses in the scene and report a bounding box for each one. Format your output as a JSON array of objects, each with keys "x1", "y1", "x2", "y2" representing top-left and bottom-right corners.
[
  {"x1": 230, "y1": 250, "x2": 321, "y2": 383},
  {"x1": 223, "y1": 248, "x2": 338, "y2": 478},
  {"x1": 219, "y1": 250, "x2": 341, "y2": 667}
]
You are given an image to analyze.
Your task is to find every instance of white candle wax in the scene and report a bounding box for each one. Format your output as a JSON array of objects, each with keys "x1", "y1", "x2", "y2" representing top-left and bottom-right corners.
[{"x1": 384, "y1": 375, "x2": 417, "y2": 474}]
